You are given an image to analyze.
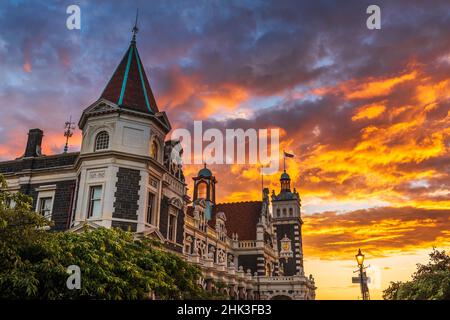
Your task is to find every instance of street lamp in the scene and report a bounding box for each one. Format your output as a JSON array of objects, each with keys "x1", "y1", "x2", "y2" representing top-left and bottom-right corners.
[
  {"x1": 354, "y1": 248, "x2": 370, "y2": 300},
  {"x1": 355, "y1": 248, "x2": 365, "y2": 267}
]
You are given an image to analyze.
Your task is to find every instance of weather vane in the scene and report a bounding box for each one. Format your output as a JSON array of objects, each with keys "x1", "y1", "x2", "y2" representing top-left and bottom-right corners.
[
  {"x1": 63, "y1": 116, "x2": 75, "y2": 153},
  {"x1": 132, "y1": 9, "x2": 139, "y2": 42}
]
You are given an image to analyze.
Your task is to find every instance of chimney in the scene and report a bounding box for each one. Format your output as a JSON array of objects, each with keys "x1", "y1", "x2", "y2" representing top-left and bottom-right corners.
[{"x1": 24, "y1": 128, "x2": 43, "y2": 158}]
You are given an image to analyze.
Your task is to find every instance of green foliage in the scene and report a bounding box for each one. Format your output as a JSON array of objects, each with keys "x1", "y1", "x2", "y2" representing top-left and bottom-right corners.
[
  {"x1": 0, "y1": 174, "x2": 214, "y2": 300},
  {"x1": 383, "y1": 248, "x2": 450, "y2": 300}
]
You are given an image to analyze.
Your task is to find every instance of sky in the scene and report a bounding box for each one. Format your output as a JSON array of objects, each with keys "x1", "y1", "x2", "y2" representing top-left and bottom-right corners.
[{"x1": 0, "y1": 0, "x2": 449, "y2": 299}]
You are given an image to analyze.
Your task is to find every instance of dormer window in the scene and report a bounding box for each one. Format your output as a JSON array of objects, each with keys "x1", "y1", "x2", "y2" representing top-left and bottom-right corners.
[{"x1": 95, "y1": 131, "x2": 109, "y2": 151}]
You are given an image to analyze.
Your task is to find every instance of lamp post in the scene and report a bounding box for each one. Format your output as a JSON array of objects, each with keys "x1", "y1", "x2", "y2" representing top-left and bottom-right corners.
[{"x1": 355, "y1": 248, "x2": 370, "y2": 300}]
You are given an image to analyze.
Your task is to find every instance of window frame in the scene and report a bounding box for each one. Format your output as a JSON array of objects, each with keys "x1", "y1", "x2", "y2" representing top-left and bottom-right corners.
[
  {"x1": 94, "y1": 131, "x2": 110, "y2": 152},
  {"x1": 87, "y1": 185, "x2": 103, "y2": 218},
  {"x1": 167, "y1": 207, "x2": 178, "y2": 242},
  {"x1": 38, "y1": 197, "x2": 53, "y2": 220},
  {"x1": 35, "y1": 186, "x2": 56, "y2": 221},
  {"x1": 185, "y1": 243, "x2": 191, "y2": 255},
  {"x1": 5, "y1": 198, "x2": 16, "y2": 209},
  {"x1": 146, "y1": 192, "x2": 155, "y2": 225}
]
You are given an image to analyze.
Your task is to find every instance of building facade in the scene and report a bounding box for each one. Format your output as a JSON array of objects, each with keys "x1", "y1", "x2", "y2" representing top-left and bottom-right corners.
[{"x1": 0, "y1": 33, "x2": 315, "y2": 300}]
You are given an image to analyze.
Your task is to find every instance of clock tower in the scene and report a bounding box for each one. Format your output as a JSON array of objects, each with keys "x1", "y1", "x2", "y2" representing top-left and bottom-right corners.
[{"x1": 271, "y1": 170, "x2": 304, "y2": 276}]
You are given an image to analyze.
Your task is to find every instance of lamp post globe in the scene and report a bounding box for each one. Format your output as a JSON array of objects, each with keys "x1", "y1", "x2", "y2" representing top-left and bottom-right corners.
[{"x1": 356, "y1": 248, "x2": 365, "y2": 267}]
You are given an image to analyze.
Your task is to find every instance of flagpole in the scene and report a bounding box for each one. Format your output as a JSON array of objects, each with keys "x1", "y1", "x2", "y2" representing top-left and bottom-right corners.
[
  {"x1": 283, "y1": 150, "x2": 286, "y2": 172},
  {"x1": 261, "y1": 165, "x2": 264, "y2": 192}
]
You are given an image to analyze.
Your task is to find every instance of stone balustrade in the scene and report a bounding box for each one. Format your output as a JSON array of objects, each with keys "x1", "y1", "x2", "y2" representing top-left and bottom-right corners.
[
  {"x1": 237, "y1": 240, "x2": 257, "y2": 248},
  {"x1": 184, "y1": 253, "x2": 315, "y2": 300}
]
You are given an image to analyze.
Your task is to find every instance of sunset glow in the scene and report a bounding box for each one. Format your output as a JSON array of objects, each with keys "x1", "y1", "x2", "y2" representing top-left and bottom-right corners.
[{"x1": 0, "y1": 0, "x2": 449, "y2": 299}]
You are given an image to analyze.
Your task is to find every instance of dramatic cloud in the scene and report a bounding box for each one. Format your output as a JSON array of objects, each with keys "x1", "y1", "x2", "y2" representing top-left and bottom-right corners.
[
  {"x1": 302, "y1": 207, "x2": 450, "y2": 260},
  {"x1": 0, "y1": 0, "x2": 449, "y2": 299}
]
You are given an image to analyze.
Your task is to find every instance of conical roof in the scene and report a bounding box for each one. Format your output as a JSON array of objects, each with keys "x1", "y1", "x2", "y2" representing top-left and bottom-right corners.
[{"x1": 100, "y1": 39, "x2": 159, "y2": 114}]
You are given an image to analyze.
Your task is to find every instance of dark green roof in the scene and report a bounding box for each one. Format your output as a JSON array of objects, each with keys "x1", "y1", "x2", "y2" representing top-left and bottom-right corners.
[
  {"x1": 272, "y1": 190, "x2": 299, "y2": 201},
  {"x1": 198, "y1": 167, "x2": 212, "y2": 178},
  {"x1": 281, "y1": 171, "x2": 290, "y2": 180}
]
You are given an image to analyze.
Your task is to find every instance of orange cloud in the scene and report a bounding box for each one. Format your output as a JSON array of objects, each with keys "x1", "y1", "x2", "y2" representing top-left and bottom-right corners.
[
  {"x1": 40, "y1": 131, "x2": 82, "y2": 155},
  {"x1": 345, "y1": 71, "x2": 417, "y2": 100},
  {"x1": 199, "y1": 83, "x2": 249, "y2": 117},
  {"x1": 313, "y1": 71, "x2": 418, "y2": 100},
  {"x1": 302, "y1": 207, "x2": 450, "y2": 260},
  {"x1": 182, "y1": 67, "x2": 449, "y2": 218},
  {"x1": 23, "y1": 61, "x2": 32, "y2": 73},
  {"x1": 158, "y1": 69, "x2": 249, "y2": 119},
  {"x1": 352, "y1": 103, "x2": 386, "y2": 121}
]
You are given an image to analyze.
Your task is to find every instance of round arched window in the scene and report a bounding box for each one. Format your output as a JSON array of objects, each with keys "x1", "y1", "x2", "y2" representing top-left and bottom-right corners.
[{"x1": 95, "y1": 131, "x2": 109, "y2": 151}]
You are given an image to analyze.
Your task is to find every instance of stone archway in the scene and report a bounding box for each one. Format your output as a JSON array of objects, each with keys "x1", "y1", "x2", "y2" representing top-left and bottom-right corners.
[{"x1": 270, "y1": 295, "x2": 292, "y2": 300}]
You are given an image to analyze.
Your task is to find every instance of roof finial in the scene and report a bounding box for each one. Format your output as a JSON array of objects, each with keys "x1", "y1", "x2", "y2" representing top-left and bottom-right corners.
[
  {"x1": 63, "y1": 116, "x2": 75, "y2": 153},
  {"x1": 131, "y1": 9, "x2": 139, "y2": 43}
]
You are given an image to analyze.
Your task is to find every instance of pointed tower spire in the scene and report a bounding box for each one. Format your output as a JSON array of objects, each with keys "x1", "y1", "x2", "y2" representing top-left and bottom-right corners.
[
  {"x1": 99, "y1": 12, "x2": 160, "y2": 115},
  {"x1": 131, "y1": 9, "x2": 139, "y2": 44}
]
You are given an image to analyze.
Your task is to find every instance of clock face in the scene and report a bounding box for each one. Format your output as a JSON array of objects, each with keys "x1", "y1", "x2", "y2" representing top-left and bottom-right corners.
[{"x1": 282, "y1": 241, "x2": 290, "y2": 251}]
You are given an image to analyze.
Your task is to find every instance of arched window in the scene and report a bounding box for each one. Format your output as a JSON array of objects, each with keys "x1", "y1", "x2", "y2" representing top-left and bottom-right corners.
[
  {"x1": 95, "y1": 131, "x2": 109, "y2": 151},
  {"x1": 167, "y1": 207, "x2": 178, "y2": 242},
  {"x1": 197, "y1": 182, "x2": 207, "y2": 199},
  {"x1": 150, "y1": 140, "x2": 159, "y2": 160}
]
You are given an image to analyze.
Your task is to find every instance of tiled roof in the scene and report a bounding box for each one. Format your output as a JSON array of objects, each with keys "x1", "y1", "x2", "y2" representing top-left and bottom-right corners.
[
  {"x1": 100, "y1": 40, "x2": 159, "y2": 114},
  {"x1": 213, "y1": 201, "x2": 262, "y2": 240},
  {"x1": 0, "y1": 152, "x2": 79, "y2": 174}
]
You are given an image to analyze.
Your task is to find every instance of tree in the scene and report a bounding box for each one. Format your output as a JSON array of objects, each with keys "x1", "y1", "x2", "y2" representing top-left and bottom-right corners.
[
  {"x1": 0, "y1": 175, "x2": 212, "y2": 299},
  {"x1": 0, "y1": 175, "x2": 52, "y2": 298},
  {"x1": 383, "y1": 249, "x2": 450, "y2": 300}
]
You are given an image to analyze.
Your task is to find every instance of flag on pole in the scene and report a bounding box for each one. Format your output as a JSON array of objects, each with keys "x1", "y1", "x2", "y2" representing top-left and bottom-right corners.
[{"x1": 284, "y1": 151, "x2": 295, "y2": 158}]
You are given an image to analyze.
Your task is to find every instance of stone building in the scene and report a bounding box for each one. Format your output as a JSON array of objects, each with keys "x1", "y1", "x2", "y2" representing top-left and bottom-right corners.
[{"x1": 0, "y1": 30, "x2": 315, "y2": 300}]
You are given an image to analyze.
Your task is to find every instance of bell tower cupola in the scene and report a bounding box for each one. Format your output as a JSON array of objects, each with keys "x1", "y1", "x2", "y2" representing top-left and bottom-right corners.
[
  {"x1": 193, "y1": 164, "x2": 217, "y2": 204},
  {"x1": 280, "y1": 170, "x2": 291, "y2": 191},
  {"x1": 192, "y1": 164, "x2": 217, "y2": 220}
]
